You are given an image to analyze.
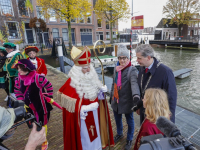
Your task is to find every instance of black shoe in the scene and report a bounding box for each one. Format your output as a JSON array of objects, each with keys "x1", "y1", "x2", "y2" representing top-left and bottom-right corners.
[
  {"x1": 114, "y1": 134, "x2": 123, "y2": 143},
  {"x1": 125, "y1": 140, "x2": 132, "y2": 150}
]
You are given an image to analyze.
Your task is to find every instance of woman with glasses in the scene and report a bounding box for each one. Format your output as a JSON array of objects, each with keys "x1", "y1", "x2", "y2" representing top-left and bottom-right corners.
[{"x1": 110, "y1": 44, "x2": 140, "y2": 150}]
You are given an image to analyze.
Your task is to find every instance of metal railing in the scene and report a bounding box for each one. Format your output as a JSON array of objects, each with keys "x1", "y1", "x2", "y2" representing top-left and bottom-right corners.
[{"x1": 18, "y1": 41, "x2": 52, "y2": 51}]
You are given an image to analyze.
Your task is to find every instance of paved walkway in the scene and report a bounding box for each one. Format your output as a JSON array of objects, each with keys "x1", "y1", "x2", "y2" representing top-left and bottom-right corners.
[{"x1": 0, "y1": 64, "x2": 140, "y2": 150}]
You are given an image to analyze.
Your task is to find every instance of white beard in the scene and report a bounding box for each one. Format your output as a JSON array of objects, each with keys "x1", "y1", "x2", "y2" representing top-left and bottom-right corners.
[{"x1": 68, "y1": 64, "x2": 102, "y2": 100}]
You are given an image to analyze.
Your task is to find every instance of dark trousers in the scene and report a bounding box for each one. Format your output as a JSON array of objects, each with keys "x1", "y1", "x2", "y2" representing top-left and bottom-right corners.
[
  {"x1": 113, "y1": 111, "x2": 134, "y2": 141},
  {"x1": 5, "y1": 77, "x2": 16, "y2": 95}
]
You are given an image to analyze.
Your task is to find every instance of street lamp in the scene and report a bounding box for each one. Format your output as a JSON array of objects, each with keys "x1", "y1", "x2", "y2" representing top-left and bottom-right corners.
[{"x1": 35, "y1": 20, "x2": 43, "y2": 54}]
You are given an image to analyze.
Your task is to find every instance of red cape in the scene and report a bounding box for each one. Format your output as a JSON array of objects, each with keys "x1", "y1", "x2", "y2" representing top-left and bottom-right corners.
[
  {"x1": 134, "y1": 119, "x2": 164, "y2": 150},
  {"x1": 58, "y1": 78, "x2": 114, "y2": 150},
  {"x1": 28, "y1": 57, "x2": 47, "y2": 75}
]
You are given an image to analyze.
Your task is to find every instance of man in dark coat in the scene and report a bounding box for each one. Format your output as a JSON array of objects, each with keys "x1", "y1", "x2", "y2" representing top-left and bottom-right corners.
[{"x1": 135, "y1": 44, "x2": 177, "y2": 124}]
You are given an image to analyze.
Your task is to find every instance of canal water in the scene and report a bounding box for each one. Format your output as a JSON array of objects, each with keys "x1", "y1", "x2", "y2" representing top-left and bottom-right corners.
[
  {"x1": 154, "y1": 48, "x2": 200, "y2": 115},
  {"x1": 40, "y1": 48, "x2": 200, "y2": 115}
]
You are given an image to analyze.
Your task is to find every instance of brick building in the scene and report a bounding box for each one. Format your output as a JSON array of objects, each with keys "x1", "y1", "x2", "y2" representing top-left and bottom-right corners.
[
  {"x1": 31, "y1": 0, "x2": 118, "y2": 46},
  {"x1": 0, "y1": 0, "x2": 35, "y2": 45},
  {"x1": 0, "y1": 0, "x2": 118, "y2": 47}
]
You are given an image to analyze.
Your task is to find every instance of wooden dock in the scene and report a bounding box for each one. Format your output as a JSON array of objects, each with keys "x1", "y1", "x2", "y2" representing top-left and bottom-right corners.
[
  {"x1": 150, "y1": 39, "x2": 198, "y2": 46},
  {"x1": 173, "y1": 68, "x2": 193, "y2": 79}
]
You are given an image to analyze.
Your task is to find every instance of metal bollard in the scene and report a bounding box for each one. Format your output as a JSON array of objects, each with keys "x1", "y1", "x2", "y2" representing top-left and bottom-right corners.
[{"x1": 57, "y1": 45, "x2": 65, "y2": 73}]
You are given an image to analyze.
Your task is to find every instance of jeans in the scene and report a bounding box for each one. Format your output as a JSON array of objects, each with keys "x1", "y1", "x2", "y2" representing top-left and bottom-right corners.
[{"x1": 113, "y1": 110, "x2": 134, "y2": 141}]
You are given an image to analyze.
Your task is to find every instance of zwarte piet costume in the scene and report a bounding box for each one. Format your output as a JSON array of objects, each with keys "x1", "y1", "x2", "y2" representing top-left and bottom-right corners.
[
  {"x1": 0, "y1": 47, "x2": 8, "y2": 92},
  {"x1": 14, "y1": 59, "x2": 53, "y2": 150},
  {"x1": 25, "y1": 46, "x2": 47, "y2": 75},
  {"x1": 3, "y1": 43, "x2": 23, "y2": 95}
]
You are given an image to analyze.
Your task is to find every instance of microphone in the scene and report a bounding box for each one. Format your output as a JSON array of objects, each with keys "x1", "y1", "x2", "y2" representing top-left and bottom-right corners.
[{"x1": 156, "y1": 116, "x2": 181, "y2": 137}]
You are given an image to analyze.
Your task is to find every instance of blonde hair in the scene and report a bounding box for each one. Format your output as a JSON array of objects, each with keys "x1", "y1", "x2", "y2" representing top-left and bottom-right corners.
[{"x1": 144, "y1": 88, "x2": 171, "y2": 123}]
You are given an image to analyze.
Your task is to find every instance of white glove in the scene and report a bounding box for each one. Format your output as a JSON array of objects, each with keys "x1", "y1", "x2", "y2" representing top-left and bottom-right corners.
[
  {"x1": 80, "y1": 111, "x2": 88, "y2": 120},
  {"x1": 101, "y1": 85, "x2": 108, "y2": 93},
  {"x1": 80, "y1": 102, "x2": 99, "y2": 120}
]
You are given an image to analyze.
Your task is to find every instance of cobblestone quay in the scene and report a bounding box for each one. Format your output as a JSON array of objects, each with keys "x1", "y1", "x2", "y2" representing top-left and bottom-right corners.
[{"x1": 0, "y1": 64, "x2": 140, "y2": 150}]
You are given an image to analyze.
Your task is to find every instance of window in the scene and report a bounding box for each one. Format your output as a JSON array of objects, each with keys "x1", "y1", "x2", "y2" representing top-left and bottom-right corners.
[
  {"x1": 36, "y1": 6, "x2": 45, "y2": 20},
  {"x1": 0, "y1": 0, "x2": 14, "y2": 16},
  {"x1": 96, "y1": 32, "x2": 103, "y2": 40},
  {"x1": 188, "y1": 31, "x2": 190, "y2": 35},
  {"x1": 188, "y1": 23, "x2": 191, "y2": 27},
  {"x1": 71, "y1": 18, "x2": 76, "y2": 23},
  {"x1": 49, "y1": 10, "x2": 56, "y2": 22},
  {"x1": 194, "y1": 30, "x2": 197, "y2": 35},
  {"x1": 80, "y1": 29, "x2": 92, "y2": 35},
  {"x1": 62, "y1": 28, "x2": 68, "y2": 41},
  {"x1": 106, "y1": 32, "x2": 110, "y2": 39},
  {"x1": 106, "y1": 20, "x2": 109, "y2": 29},
  {"x1": 60, "y1": 18, "x2": 66, "y2": 22},
  {"x1": 97, "y1": 19, "x2": 101, "y2": 28},
  {"x1": 166, "y1": 32, "x2": 168, "y2": 37},
  {"x1": 174, "y1": 32, "x2": 176, "y2": 37},
  {"x1": 113, "y1": 32, "x2": 116, "y2": 38},
  {"x1": 195, "y1": 23, "x2": 198, "y2": 27},
  {"x1": 87, "y1": 13, "x2": 92, "y2": 24},
  {"x1": 79, "y1": 16, "x2": 84, "y2": 23},
  {"x1": 17, "y1": 0, "x2": 29, "y2": 17},
  {"x1": 6, "y1": 22, "x2": 20, "y2": 39},
  {"x1": 198, "y1": 29, "x2": 200, "y2": 35},
  {"x1": 52, "y1": 28, "x2": 59, "y2": 38}
]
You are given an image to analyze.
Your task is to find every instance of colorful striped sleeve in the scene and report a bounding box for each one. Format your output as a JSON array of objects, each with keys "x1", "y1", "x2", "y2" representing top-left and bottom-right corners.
[
  {"x1": 14, "y1": 77, "x2": 24, "y2": 100},
  {"x1": 39, "y1": 75, "x2": 53, "y2": 98}
]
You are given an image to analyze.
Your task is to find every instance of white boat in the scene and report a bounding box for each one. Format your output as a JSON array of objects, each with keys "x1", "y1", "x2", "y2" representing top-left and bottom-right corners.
[{"x1": 91, "y1": 42, "x2": 140, "y2": 73}]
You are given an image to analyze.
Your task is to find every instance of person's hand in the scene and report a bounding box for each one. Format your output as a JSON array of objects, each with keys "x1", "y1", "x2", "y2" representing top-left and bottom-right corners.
[
  {"x1": 41, "y1": 73, "x2": 45, "y2": 76},
  {"x1": 101, "y1": 85, "x2": 108, "y2": 93},
  {"x1": 136, "y1": 109, "x2": 140, "y2": 115},
  {"x1": 25, "y1": 123, "x2": 46, "y2": 150}
]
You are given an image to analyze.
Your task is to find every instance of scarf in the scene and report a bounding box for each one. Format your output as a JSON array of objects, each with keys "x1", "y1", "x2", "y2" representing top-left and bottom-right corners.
[
  {"x1": 18, "y1": 71, "x2": 36, "y2": 86},
  {"x1": 113, "y1": 60, "x2": 131, "y2": 103}
]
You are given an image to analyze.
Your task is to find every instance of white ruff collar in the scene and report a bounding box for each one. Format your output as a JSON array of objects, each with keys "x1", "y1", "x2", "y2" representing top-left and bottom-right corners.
[
  {"x1": 7, "y1": 50, "x2": 20, "y2": 58},
  {"x1": 69, "y1": 65, "x2": 102, "y2": 100},
  {"x1": 30, "y1": 58, "x2": 37, "y2": 63}
]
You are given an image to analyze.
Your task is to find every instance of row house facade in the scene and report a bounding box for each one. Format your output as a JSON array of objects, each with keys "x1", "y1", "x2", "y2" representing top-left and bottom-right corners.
[
  {"x1": 0, "y1": 0, "x2": 35, "y2": 45},
  {"x1": 155, "y1": 18, "x2": 200, "y2": 40},
  {"x1": 0, "y1": 0, "x2": 118, "y2": 47},
  {"x1": 187, "y1": 21, "x2": 200, "y2": 39}
]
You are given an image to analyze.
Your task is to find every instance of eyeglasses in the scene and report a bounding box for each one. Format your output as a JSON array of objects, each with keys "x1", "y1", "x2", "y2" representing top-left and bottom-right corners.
[{"x1": 118, "y1": 57, "x2": 127, "y2": 60}]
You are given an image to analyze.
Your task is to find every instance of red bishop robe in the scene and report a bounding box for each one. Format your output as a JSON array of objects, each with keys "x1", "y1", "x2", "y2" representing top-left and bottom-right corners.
[
  {"x1": 133, "y1": 119, "x2": 164, "y2": 150},
  {"x1": 57, "y1": 78, "x2": 114, "y2": 150},
  {"x1": 27, "y1": 57, "x2": 47, "y2": 75}
]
